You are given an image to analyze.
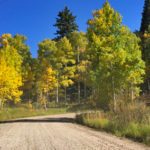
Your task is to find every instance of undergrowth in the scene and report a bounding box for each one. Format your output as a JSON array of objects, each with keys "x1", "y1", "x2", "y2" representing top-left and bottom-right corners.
[
  {"x1": 75, "y1": 102, "x2": 150, "y2": 146},
  {"x1": 0, "y1": 106, "x2": 67, "y2": 122}
]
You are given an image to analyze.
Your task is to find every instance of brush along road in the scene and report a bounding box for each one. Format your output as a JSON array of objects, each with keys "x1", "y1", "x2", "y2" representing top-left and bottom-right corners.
[{"x1": 0, "y1": 113, "x2": 149, "y2": 150}]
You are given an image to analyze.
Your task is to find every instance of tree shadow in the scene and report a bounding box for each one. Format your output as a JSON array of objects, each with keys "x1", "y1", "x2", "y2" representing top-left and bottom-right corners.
[{"x1": 0, "y1": 117, "x2": 74, "y2": 124}]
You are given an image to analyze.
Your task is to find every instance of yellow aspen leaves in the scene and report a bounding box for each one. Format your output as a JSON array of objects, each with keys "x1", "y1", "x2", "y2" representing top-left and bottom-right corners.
[
  {"x1": 87, "y1": 1, "x2": 145, "y2": 105},
  {"x1": 0, "y1": 34, "x2": 23, "y2": 106}
]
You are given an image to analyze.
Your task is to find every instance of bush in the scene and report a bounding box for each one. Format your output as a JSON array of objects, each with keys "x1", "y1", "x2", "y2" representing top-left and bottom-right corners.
[
  {"x1": 76, "y1": 112, "x2": 109, "y2": 130},
  {"x1": 139, "y1": 125, "x2": 150, "y2": 144},
  {"x1": 110, "y1": 102, "x2": 150, "y2": 125},
  {"x1": 124, "y1": 123, "x2": 141, "y2": 140},
  {"x1": 75, "y1": 105, "x2": 150, "y2": 146},
  {"x1": 32, "y1": 102, "x2": 43, "y2": 109},
  {"x1": 67, "y1": 102, "x2": 94, "y2": 112}
]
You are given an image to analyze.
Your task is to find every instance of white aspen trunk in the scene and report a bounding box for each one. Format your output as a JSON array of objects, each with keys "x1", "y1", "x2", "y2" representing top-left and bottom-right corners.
[
  {"x1": 93, "y1": 88, "x2": 96, "y2": 102},
  {"x1": 44, "y1": 103, "x2": 47, "y2": 111},
  {"x1": 65, "y1": 87, "x2": 67, "y2": 104},
  {"x1": 77, "y1": 46, "x2": 80, "y2": 104},
  {"x1": 84, "y1": 80, "x2": 87, "y2": 102},
  {"x1": 112, "y1": 76, "x2": 116, "y2": 112},
  {"x1": 1, "y1": 99, "x2": 4, "y2": 110},
  {"x1": 78, "y1": 82, "x2": 80, "y2": 104},
  {"x1": 46, "y1": 84, "x2": 49, "y2": 110},
  {"x1": 111, "y1": 62, "x2": 116, "y2": 112},
  {"x1": 113, "y1": 91, "x2": 116, "y2": 112},
  {"x1": 56, "y1": 72, "x2": 59, "y2": 103},
  {"x1": 29, "y1": 89, "x2": 31, "y2": 100},
  {"x1": 131, "y1": 82, "x2": 133, "y2": 104},
  {"x1": 148, "y1": 79, "x2": 150, "y2": 93},
  {"x1": 65, "y1": 64, "x2": 67, "y2": 104},
  {"x1": 56, "y1": 84, "x2": 59, "y2": 103}
]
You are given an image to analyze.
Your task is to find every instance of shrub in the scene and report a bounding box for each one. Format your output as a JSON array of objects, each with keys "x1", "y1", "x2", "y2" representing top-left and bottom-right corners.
[
  {"x1": 111, "y1": 102, "x2": 150, "y2": 125},
  {"x1": 124, "y1": 122, "x2": 141, "y2": 140},
  {"x1": 32, "y1": 102, "x2": 42, "y2": 109},
  {"x1": 75, "y1": 106, "x2": 150, "y2": 146}
]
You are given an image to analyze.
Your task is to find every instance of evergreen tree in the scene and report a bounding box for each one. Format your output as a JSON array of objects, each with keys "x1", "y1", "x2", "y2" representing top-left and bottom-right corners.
[
  {"x1": 53, "y1": 6, "x2": 78, "y2": 41},
  {"x1": 140, "y1": 0, "x2": 150, "y2": 93},
  {"x1": 140, "y1": 0, "x2": 150, "y2": 33}
]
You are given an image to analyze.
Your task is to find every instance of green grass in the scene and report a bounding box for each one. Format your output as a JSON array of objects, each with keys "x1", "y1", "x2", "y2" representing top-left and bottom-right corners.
[
  {"x1": 75, "y1": 112, "x2": 150, "y2": 146},
  {"x1": 0, "y1": 107, "x2": 68, "y2": 122},
  {"x1": 67, "y1": 102, "x2": 97, "y2": 112}
]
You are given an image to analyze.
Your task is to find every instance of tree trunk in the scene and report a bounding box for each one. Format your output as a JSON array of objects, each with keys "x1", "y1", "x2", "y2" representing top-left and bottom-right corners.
[
  {"x1": 84, "y1": 80, "x2": 87, "y2": 102},
  {"x1": 131, "y1": 82, "x2": 133, "y2": 104},
  {"x1": 148, "y1": 79, "x2": 150, "y2": 93},
  {"x1": 112, "y1": 76, "x2": 116, "y2": 112},
  {"x1": 65, "y1": 87, "x2": 67, "y2": 104},
  {"x1": 78, "y1": 81, "x2": 80, "y2": 104},
  {"x1": 56, "y1": 84, "x2": 59, "y2": 103},
  {"x1": 77, "y1": 46, "x2": 80, "y2": 104},
  {"x1": 64, "y1": 63, "x2": 67, "y2": 104},
  {"x1": 56, "y1": 73, "x2": 59, "y2": 103},
  {"x1": 1, "y1": 99, "x2": 4, "y2": 110},
  {"x1": 44, "y1": 103, "x2": 47, "y2": 111},
  {"x1": 111, "y1": 62, "x2": 116, "y2": 112},
  {"x1": 92, "y1": 88, "x2": 96, "y2": 102}
]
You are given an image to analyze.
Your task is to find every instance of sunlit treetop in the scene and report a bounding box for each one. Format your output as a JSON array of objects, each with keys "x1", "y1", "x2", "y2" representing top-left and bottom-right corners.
[
  {"x1": 0, "y1": 33, "x2": 12, "y2": 46},
  {"x1": 87, "y1": 1, "x2": 124, "y2": 37},
  {"x1": 53, "y1": 6, "x2": 78, "y2": 41},
  {"x1": 87, "y1": 1, "x2": 145, "y2": 84}
]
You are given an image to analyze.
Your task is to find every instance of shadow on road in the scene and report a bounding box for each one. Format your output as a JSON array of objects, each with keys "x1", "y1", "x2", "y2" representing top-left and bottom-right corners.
[{"x1": 0, "y1": 117, "x2": 74, "y2": 124}]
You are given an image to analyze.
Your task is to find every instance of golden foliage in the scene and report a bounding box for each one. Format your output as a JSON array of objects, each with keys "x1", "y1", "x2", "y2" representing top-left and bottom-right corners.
[{"x1": 0, "y1": 35, "x2": 23, "y2": 105}]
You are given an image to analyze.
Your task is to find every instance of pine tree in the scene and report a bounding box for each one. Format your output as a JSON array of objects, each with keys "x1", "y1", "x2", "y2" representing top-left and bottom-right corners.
[
  {"x1": 53, "y1": 6, "x2": 78, "y2": 41},
  {"x1": 140, "y1": 0, "x2": 150, "y2": 93},
  {"x1": 140, "y1": 0, "x2": 150, "y2": 33}
]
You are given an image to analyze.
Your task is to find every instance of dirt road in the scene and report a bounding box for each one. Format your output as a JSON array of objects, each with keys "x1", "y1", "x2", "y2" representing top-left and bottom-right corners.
[{"x1": 0, "y1": 113, "x2": 149, "y2": 150}]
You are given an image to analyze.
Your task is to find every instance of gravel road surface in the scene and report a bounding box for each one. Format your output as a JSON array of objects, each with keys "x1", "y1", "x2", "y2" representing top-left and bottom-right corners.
[{"x1": 0, "y1": 113, "x2": 150, "y2": 150}]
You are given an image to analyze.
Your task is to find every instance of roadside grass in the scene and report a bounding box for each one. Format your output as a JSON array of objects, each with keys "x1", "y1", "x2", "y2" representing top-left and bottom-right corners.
[
  {"x1": 67, "y1": 102, "x2": 97, "y2": 113},
  {"x1": 0, "y1": 107, "x2": 68, "y2": 122},
  {"x1": 0, "y1": 101, "x2": 88, "y2": 122},
  {"x1": 75, "y1": 103, "x2": 150, "y2": 146}
]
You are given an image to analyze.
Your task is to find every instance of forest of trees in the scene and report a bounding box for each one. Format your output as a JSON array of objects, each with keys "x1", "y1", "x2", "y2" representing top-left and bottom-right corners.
[{"x1": 0, "y1": 1, "x2": 150, "y2": 111}]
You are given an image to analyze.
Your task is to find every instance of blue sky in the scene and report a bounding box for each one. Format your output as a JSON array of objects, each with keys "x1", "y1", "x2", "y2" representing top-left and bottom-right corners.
[{"x1": 0, "y1": 0, "x2": 144, "y2": 58}]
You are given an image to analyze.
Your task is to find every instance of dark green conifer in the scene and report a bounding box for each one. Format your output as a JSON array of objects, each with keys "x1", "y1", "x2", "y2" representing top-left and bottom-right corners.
[
  {"x1": 53, "y1": 6, "x2": 78, "y2": 41},
  {"x1": 140, "y1": 0, "x2": 150, "y2": 33}
]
